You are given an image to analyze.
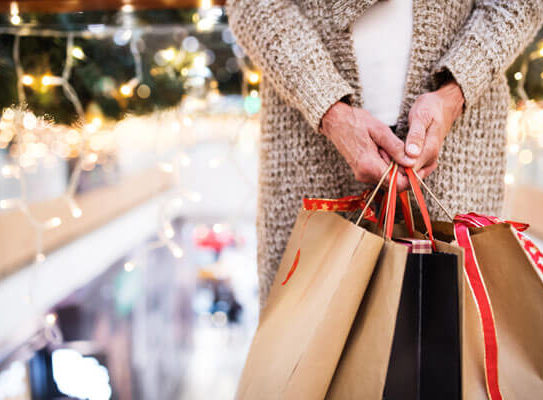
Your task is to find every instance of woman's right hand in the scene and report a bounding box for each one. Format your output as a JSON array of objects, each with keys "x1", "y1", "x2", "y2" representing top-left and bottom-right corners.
[{"x1": 320, "y1": 101, "x2": 415, "y2": 191}]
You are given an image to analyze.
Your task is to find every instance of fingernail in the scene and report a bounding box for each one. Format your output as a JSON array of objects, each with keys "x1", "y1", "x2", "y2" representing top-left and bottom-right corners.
[
  {"x1": 404, "y1": 156, "x2": 416, "y2": 165},
  {"x1": 407, "y1": 144, "x2": 421, "y2": 156}
]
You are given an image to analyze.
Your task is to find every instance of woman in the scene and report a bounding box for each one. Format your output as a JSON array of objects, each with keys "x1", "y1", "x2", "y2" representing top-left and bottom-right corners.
[{"x1": 226, "y1": 0, "x2": 543, "y2": 307}]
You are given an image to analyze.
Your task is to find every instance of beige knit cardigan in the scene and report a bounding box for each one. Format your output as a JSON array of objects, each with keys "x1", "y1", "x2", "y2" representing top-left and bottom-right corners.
[{"x1": 226, "y1": 0, "x2": 543, "y2": 306}]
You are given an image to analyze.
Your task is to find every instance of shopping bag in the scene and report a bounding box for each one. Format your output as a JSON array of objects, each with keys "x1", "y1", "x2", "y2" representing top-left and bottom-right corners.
[
  {"x1": 235, "y1": 194, "x2": 386, "y2": 400},
  {"x1": 327, "y1": 164, "x2": 462, "y2": 400},
  {"x1": 453, "y1": 214, "x2": 543, "y2": 400},
  {"x1": 406, "y1": 172, "x2": 543, "y2": 400}
]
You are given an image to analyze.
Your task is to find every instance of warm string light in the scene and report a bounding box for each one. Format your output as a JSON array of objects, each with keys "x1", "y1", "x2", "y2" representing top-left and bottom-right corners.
[
  {"x1": 10, "y1": 1, "x2": 21, "y2": 25},
  {"x1": 1, "y1": 19, "x2": 260, "y2": 343}
]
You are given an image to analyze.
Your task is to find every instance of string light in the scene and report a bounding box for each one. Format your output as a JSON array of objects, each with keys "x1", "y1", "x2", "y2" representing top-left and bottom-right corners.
[
  {"x1": 45, "y1": 312, "x2": 58, "y2": 326},
  {"x1": 124, "y1": 261, "x2": 135, "y2": 272},
  {"x1": 71, "y1": 46, "x2": 85, "y2": 60},
  {"x1": 247, "y1": 71, "x2": 260, "y2": 84},
  {"x1": 121, "y1": 4, "x2": 135, "y2": 13},
  {"x1": 21, "y1": 74, "x2": 34, "y2": 85},
  {"x1": 44, "y1": 217, "x2": 63, "y2": 229},
  {"x1": 0, "y1": 19, "x2": 261, "y2": 343},
  {"x1": 120, "y1": 83, "x2": 134, "y2": 97},
  {"x1": 163, "y1": 221, "x2": 175, "y2": 239},
  {"x1": 10, "y1": 2, "x2": 21, "y2": 25},
  {"x1": 504, "y1": 173, "x2": 515, "y2": 185},
  {"x1": 200, "y1": 0, "x2": 212, "y2": 9}
]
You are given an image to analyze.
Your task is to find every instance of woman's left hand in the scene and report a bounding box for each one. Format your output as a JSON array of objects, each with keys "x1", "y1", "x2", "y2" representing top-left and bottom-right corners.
[{"x1": 404, "y1": 80, "x2": 465, "y2": 179}]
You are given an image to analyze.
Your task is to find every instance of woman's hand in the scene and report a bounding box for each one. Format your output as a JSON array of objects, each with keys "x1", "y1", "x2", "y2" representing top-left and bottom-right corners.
[
  {"x1": 320, "y1": 102, "x2": 415, "y2": 191},
  {"x1": 404, "y1": 81, "x2": 465, "y2": 178}
]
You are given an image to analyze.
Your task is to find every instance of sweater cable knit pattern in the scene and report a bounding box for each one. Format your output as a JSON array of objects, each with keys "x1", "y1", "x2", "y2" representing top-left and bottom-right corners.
[{"x1": 226, "y1": 0, "x2": 543, "y2": 307}]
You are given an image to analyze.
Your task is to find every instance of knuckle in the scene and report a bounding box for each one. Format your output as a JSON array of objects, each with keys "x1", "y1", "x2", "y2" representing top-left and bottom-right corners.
[
  {"x1": 353, "y1": 162, "x2": 367, "y2": 182},
  {"x1": 408, "y1": 129, "x2": 425, "y2": 141},
  {"x1": 391, "y1": 140, "x2": 405, "y2": 156},
  {"x1": 415, "y1": 108, "x2": 433, "y2": 123}
]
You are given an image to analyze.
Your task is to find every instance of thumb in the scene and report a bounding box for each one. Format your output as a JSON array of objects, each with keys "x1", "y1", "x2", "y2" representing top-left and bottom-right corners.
[{"x1": 405, "y1": 118, "x2": 428, "y2": 158}]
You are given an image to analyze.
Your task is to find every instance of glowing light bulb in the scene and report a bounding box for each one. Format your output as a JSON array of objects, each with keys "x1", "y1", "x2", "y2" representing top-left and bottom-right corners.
[
  {"x1": 71, "y1": 46, "x2": 85, "y2": 60},
  {"x1": 10, "y1": 2, "x2": 19, "y2": 15},
  {"x1": 212, "y1": 223, "x2": 225, "y2": 233},
  {"x1": 0, "y1": 198, "x2": 17, "y2": 209},
  {"x1": 169, "y1": 244, "x2": 184, "y2": 259},
  {"x1": 45, "y1": 217, "x2": 62, "y2": 229},
  {"x1": 42, "y1": 75, "x2": 53, "y2": 86},
  {"x1": 71, "y1": 207, "x2": 82, "y2": 218},
  {"x1": 21, "y1": 74, "x2": 34, "y2": 85},
  {"x1": 121, "y1": 4, "x2": 134, "y2": 12},
  {"x1": 41, "y1": 75, "x2": 61, "y2": 86},
  {"x1": 247, "y1": 71, "x2": 260, "y2": 84},
  {"x1": 68, "y1": 196, "x2": 83, "y2": 218},
  {"x1": 91, "y1": 116, "x2": 103, "y2": 128},
  {"x1": 1, "y1": 165, "x2": 17, "y2": 178},
  {"x1": 514, "y1": 72, "x2": 523, "y2": 81},
  {"x1": 508, "y1": 143, "x2": 520, "y2": 154},
  {"x1": 200, "y1": 0, "x2": 212, "y2": 9},
  {"x1": 124, "y1": 261, "x2": 135, "y2": 272},
  {"x1": 162, "y1": 47, "x2": 176, "y2": 62},
  {"x1": 120, "y1": 83, "x2": 133, "y2": 97},
  {"x1": 10, "y1": 14, "x2": 21, "y2": 25},
  {"x1": 23, "y1": 112, "x2": 37, "y2": 130},
  {"x1": 504, "y1": 173, "x2": 515, "y2": 185},
  {"x1": 45, "y1": 313, "x2": 57, "y2": 326},
  {"x1": 164, "y1": 223, "x2": 175, "y2": 239}
]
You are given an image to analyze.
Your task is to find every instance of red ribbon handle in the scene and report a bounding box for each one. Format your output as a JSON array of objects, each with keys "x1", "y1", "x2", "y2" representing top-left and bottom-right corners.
[
  {"x1": 383, "y1": 166, "x2": 436, "y2": 250},
  {"x1": 454, "y1": 217, "x2": 503, "y2": 400}
]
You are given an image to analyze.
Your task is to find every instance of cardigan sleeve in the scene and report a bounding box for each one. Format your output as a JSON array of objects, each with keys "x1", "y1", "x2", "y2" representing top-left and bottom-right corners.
[
  {"x1": 225, "y1": 0, "x2": 355, "y2": 133},
  {"x1": 433, "y1": 0, "x2": 543, "y2": 108}
]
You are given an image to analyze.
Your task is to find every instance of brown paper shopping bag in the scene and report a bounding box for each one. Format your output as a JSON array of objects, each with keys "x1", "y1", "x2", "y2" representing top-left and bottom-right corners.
[
  {"x1": 327, "y1": 165, "x2": 463, "y2": 400},
  {"x1": 235, "y1": 208, "x2": 385, "y2": 400},
  {"x1": 325, "y1": 239, "x2": 408, "y2": 399},
  {"x1": 453, "y1": 215, "x2": 543, "y2": 400}
]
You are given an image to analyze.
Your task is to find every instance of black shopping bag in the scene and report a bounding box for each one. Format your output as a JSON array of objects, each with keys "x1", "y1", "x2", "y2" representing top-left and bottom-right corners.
[{"x1": 383, "y1": 252, "x2": 461, "y2": 400}]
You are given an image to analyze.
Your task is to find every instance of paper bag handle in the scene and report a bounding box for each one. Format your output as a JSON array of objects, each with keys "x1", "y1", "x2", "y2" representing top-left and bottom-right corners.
[{"x1": 383, "y1": 165, "x2": 436, "y2": 251}]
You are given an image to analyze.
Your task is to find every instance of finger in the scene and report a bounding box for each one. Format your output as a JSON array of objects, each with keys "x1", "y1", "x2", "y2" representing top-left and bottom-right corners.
[
  {"x1": 414, "y1": 122, "x2": 441, "y2": 170},
  {"x1": 367, "y1": 154, "x2": 390, "y2": 184},
  {"x1": 378, "y1": 148, "x2": 391, "y2": 164},
  {"x1": 396, "y1": 174, "x2": 410, "y2": 193},
  {"x1": 353, "y1": 151, "x2": 389, "y2": 185},
  {"x1": 418, "y1": 161, "x2": 438, "y2": 179},
  {"x1": 406, "y1": 115, "x2": 431, "y2": 158},
  {"x1": 369, "y1": 125, "x2": 416, "y2": 167}
]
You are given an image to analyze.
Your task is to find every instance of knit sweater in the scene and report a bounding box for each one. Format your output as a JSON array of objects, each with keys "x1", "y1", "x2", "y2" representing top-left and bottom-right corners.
[{"x1": 226, "y1": 0, "x2": 543, "y2": 307}]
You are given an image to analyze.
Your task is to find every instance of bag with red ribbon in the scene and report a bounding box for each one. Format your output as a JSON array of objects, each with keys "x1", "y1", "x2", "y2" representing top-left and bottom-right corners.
[
  {"x1": 401, "y1": 169, "x2": 543, "y2": 400},
  {"x1": 235, "y1": 163, "x2": 543, "y2": 400}
]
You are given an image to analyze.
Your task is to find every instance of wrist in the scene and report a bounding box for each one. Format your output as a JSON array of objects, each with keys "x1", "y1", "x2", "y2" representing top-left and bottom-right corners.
[
  {"x1": 320, "y1": 101, "x2": 351, "y2": 137},
  {"x1": 437, "y1": 80, "x2": 465, "y2": 120}
]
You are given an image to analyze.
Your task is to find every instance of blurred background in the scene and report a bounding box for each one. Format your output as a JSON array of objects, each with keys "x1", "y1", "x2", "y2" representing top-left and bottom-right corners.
[{"x1": 0, "y1": 1, "x2": 541, "y2": 399}]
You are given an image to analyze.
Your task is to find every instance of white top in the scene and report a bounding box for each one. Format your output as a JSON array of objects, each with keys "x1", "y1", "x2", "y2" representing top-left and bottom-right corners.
[{"x1": 351, "y1": 0, "x2": 413, "y2": 126}]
